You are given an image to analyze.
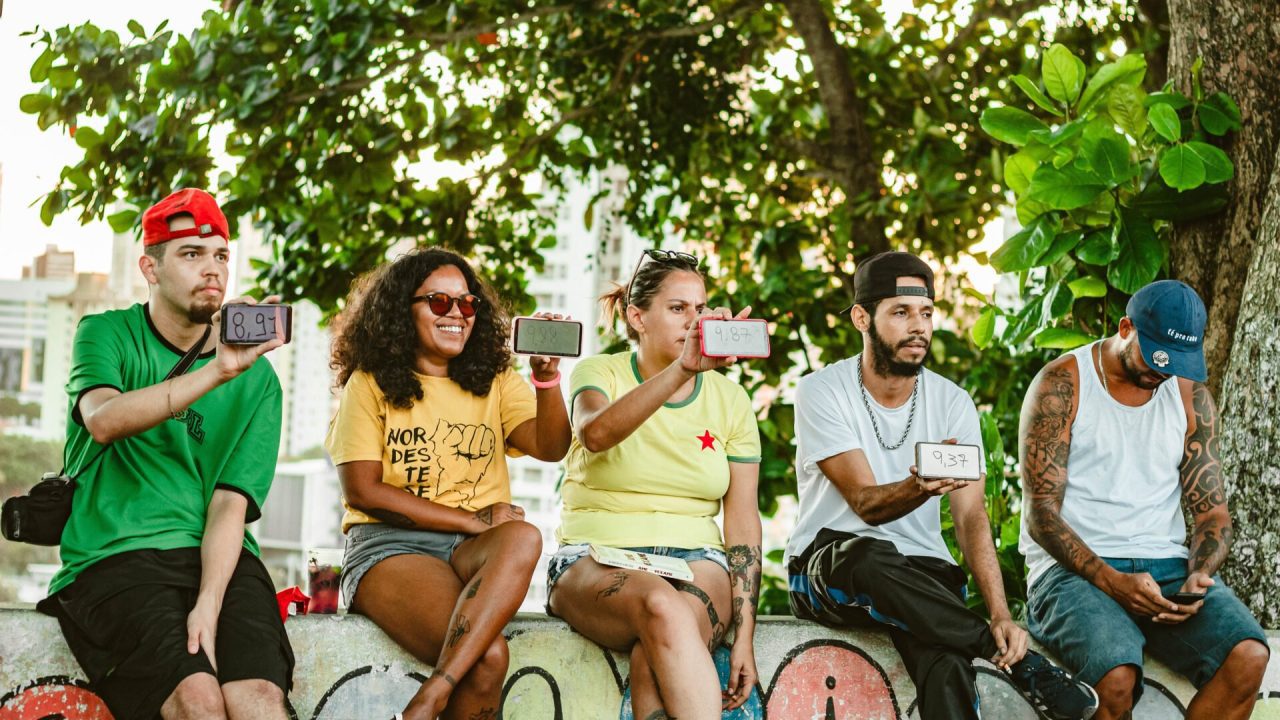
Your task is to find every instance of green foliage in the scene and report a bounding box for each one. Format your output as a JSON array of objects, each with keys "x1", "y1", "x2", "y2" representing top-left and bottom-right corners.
[{"x1": 979, "y1": 43, "x2": 1238, "y2": 353}]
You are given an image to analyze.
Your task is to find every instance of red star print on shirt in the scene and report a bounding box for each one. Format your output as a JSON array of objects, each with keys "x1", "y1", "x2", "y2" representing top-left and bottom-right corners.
[{"x1": 698, "y1": 430, "x2": 716, "y2": 450}]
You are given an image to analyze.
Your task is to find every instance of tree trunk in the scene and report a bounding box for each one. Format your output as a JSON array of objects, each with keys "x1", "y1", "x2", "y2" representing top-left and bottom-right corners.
[
  {"x1": 1215, "y1": 139, "x2": 1280, "y2": 628},
  {"x1": 1166, "y1": 0, "x2": 1280, "y2": 394},
  {"x1": 781, "y1": 0, "x2": 888, "y2": 259},
  {"x1": 1167, "y1": 0, "x2": 1280, "y2": 625}
]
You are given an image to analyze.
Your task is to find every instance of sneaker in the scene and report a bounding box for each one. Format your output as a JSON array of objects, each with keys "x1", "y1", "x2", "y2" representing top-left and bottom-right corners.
[{"x1": 1008, "y1": 651, "x2": 1099, "y2": 720}]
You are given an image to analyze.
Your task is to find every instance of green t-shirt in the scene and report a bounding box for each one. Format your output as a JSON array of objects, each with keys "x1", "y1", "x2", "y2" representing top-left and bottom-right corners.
[
  {"x1": 558, "y1": 352, "x2": 761, "y2": 549},
  {"x1": 49, "y1": 303, "x2": 282, "y2": 595}
]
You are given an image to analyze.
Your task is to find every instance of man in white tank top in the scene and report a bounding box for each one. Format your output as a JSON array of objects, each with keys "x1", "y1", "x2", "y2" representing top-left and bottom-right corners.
[
  {"x1": 787, "y1": 252, "x2": 1098, "y2": 720},
  {"x1": 1020, "y1": 280, "x2": 1268, "y2": 720}
]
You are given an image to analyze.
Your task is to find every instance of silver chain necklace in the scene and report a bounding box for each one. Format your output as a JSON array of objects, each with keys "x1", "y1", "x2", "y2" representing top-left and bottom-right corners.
[
  {"x1": 1096, "y1": 341, "x2": 1109, "y2": 394},
  {"x1": 857, "y1": 356, "x2": 920, "y2": 451}
]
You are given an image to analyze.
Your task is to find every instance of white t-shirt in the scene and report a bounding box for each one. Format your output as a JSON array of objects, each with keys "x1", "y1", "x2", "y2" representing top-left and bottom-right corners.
[{"x1": 786, "y1": 355, "x2": 986, "y2": 564}]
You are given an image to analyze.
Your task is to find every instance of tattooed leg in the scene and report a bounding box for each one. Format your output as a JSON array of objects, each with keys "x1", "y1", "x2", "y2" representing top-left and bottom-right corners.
[
  {"x1": 598, "y1": 571, "x2": 630, "y2": 600},
  {"x1": 673, "y1": 580, "x2": 726, "y2": 652}
]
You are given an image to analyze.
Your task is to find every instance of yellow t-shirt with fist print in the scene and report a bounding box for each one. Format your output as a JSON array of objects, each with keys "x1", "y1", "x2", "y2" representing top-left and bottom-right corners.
[{"x1": 325, "y1": 368, "x2": 537, "y2": 532}]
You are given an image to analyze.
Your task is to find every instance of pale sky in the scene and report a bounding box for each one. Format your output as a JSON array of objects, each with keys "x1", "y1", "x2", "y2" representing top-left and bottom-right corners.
[{"x1": 0, "y1": 1, "x2": 209, "y2": 279}]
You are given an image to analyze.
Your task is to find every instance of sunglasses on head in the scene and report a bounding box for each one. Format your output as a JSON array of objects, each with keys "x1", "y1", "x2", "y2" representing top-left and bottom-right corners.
[
  {"x1": 626, "y1": 249, "x2": 700, "y2": 304},
  {"x1": 412, "y1": 292, "x2": 482, "y2": 318}
]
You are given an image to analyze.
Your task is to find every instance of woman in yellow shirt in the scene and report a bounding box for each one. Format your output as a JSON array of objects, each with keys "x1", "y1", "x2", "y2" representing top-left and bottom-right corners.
[
  {"x1": 325, "y1": 248, "x2": 570, "y2": 720},
  {"x1": 547, "y1": 250, "x2": 763, "y2": 719}
]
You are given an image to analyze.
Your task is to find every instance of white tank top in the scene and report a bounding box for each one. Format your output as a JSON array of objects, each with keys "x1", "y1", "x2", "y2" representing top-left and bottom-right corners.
[{"x1": 1022, "y1": 342, "x2": 1188, "y2": 589}]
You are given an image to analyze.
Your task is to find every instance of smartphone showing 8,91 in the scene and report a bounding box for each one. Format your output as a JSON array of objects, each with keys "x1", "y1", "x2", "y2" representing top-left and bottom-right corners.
[{"x1": 220, "y1": 303, "x2": 293, "y2": 345}]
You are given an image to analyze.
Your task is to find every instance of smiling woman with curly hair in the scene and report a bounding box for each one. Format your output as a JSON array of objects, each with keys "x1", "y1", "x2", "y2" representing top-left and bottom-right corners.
[
  {"x1": 325, "y1": 247, "x2": 571, "y2": 720},
  {"x1": 331, "y1": 248, "x2": 511, "y2": 405}
]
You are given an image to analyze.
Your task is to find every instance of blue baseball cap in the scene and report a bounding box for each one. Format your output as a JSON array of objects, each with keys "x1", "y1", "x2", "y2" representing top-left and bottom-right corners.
[{"x1": 1126, "y1": 280, "x2": 1207, "y2": 382}]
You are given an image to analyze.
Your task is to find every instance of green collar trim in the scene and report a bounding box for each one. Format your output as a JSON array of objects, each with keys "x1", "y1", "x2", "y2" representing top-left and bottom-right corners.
[{"x1": 630, "y1": 352, "x2": 702, "y2": 408}]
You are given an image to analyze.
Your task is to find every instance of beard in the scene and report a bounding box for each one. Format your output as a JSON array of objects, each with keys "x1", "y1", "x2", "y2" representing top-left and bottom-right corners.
[
  {"x1": 1120, "y1": 341, "x2": 1170, "y2": 390},
  {"x1": 867, "y1": 319, "x2": 928, "y2": 377},
  {"x1": 187, "y1": 295, "x2": 220, "y2": 325}
]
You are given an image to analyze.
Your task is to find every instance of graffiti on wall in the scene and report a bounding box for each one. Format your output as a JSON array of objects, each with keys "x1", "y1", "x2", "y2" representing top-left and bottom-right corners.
[{"x1": 3, "y1": 634, "x2": 1275, "y2": 719}]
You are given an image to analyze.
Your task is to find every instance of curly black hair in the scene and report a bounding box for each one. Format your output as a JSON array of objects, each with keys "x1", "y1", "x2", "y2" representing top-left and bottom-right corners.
[{"x1": 331, "y1": 248, "x2": 512, "y2": 408}]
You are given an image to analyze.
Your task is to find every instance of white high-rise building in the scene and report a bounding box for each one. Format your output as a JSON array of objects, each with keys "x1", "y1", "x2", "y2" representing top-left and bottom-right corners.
[
  {"x1": 39, "y1": 273, "x2": 126, "y2": 439},
  {"x1": 0, "y1": 277, "x2": 75, "y2": 410}
]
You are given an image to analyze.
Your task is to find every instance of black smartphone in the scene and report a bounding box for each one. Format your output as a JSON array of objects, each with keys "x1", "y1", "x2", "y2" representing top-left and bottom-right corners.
[
  {"x1": 511, "y1": 316, "x2": 583, "y2": 358},
  {"x1": 220, "y1": 303, "x2": 293, "y2": 345},
  {"x1": 1165, "y1": 591, "x2": 1206, "y2": 605}
]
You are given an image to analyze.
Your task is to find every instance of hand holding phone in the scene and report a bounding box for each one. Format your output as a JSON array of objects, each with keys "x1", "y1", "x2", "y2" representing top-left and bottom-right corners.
[{"x1": 1164, "y1": 591, "x2": 1207, "y2": 605}]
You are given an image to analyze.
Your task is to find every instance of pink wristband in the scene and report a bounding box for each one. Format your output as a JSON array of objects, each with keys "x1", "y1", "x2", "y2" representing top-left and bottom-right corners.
[{"x1": 530, "y1": 371, "x2": 561, "y2": 389}]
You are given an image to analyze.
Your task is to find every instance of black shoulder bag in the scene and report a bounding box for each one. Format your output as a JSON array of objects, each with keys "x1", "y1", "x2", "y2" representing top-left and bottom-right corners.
[{"x1": 1, "y1": 325, "x2": 212, "y2": 545}]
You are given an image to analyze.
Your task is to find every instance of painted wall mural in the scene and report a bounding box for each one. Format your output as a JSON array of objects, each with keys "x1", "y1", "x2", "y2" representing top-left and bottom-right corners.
[{"x1": 1, "y1": 611, "x2": 1276, "y2": 719}]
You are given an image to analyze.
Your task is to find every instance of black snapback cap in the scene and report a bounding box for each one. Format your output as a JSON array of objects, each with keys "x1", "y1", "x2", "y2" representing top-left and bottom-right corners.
[{"x1": 840, "y1": 251, "x2": 935, "y2": 313}]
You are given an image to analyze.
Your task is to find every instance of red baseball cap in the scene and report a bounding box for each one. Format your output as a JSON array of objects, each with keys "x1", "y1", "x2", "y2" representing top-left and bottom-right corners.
[{"x1": 141, "y1": 188, "x2": 230, "y2": 246}]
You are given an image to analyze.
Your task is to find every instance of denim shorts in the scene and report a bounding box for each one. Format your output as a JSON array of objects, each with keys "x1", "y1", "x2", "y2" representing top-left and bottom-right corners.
[
  {"x1": 1027, "y1": 557, "x2": 1267, "y2": 699},
  {"x1": 341, "y1": 523, "x2": 468, "y2": 608},
  {"x1": 544, "y1": 543, "x2": 729, "y2": 613}
]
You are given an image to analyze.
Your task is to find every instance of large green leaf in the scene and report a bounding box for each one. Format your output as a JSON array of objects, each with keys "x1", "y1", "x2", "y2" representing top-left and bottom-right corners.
[
  {"x1": 73, "y1": 126, "x2": 102, "y2": 149},
  {"x1": 1184, "y1": 141, "x2": 1234, "y2": 183},
  {"x1": 1068, "y1": 276, "x2": 1108, "y2": 298},
  {"x1": 1082, "y1": 125, "x2": 1131, "y2": 185},
  {"x1": 1132, "y1": 179, "x2": 1229, "y2": 222},
  {"x1": 1026, "y1": 165, "x2": 1108, "y2": 210},
  {"x1": 1159, "y1": 144, "x2": 1206, "y2": 191},
  {"x1": 107, "y1": 208, "x2": 139, "y2": 233},
  {"x1": 1003, "y1": 152, "x2": 1039, "y2": 194},
  {"x1": 1040, "y1": 229, "x2": 1084, "y2": 266},
  {"x1": 1042, "y1": 44, "x2": 1085, "y2": 106},
  {"x1": 1078, "y1": 54, "x2": 1147, "y2": 114},
  {"x1": 980, "y1": 106, "x2": 1049, "y2": 146},
  {"x1": 990, "y1": 214, "x2": 1060, "y2": 272},
  {"x1": 19, "y1": 93, "x2": 52, "y2": 114},
  {"x1": 1075, "y1": 230, "x2": 1116, "y2": 265},
  {"x1": 1034, "y1": 327, "x2": 1095, "y2": 349},
  {"x1": 971, "y1": 306, "x2": 997, "y2": 348},
  {"x1": 1108, "y1": 210, "x2": 1164, "y2": 293},
  {"x1": 1016, "y1": 194, "x2": 1052, "y2": 226},
  {"x1": 1107, "y1": 85, "x2": 1148, "y2": 139},
  {"x1": 1011, "y1": 75, "x2": 1064, "y2": 116},
  {"x1": 1198, "y1": 92, "x2": 1242, "y2": 136},
  {"x1": 1148, "y1": 103, "x2": 1182, "y2": 143}
]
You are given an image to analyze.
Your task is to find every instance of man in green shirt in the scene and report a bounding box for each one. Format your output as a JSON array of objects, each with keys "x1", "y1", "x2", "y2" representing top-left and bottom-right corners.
[{"x1": 38, "y1": 188, "x2": 294, "y2": 720}]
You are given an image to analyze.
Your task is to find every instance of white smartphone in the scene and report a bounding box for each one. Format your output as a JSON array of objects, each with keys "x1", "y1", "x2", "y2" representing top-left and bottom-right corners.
[
  {"x1": 511, "y1": 316, "x2": 583, "y2": 357},
  {"x1": 699, "y1": 317, "x2": 770, "y2": 358},
  {"x1": 914, "y1": 442, "x2": 983, "y2": 481}
]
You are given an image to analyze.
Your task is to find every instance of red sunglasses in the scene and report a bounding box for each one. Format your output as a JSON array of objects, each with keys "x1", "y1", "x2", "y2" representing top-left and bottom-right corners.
[{"x1": 412, "y1": 292, "x2": 482, "y2": 318}]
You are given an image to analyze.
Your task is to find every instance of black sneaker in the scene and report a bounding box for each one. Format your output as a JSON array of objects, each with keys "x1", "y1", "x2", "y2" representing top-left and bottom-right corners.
[{"x1": 1008, "y1": 651, "x2": 1099, "y2": 720}]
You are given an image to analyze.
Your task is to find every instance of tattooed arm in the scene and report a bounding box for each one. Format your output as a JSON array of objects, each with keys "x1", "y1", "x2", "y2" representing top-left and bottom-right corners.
[
  {"x1": 1020, "y1": 359, "x2": 1105, "y2": 580},
  {"x1": 1177, "y1": 380, "x2": 1232, "y2": 581},
  {"x1": 722, "y1": 460, "x2": 762, "y2": 709},
  {"x1": 336, "y1": 460, "x2": 520, "y2": 534},
  {"x1": 1021, "y1": 355, "x2": 1176, "y2": 616}
]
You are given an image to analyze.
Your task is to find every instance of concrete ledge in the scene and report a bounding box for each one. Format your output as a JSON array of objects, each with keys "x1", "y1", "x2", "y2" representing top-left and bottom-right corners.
[{"x1": 2, "y1": 608, "x2": 1277, "y2": 718}]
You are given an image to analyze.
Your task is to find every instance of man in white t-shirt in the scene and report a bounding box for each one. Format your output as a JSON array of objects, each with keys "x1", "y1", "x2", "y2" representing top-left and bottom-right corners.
[
  {"x1": 786, "y1": 251, "x2": 1097, "y2": 720},
  {"x1": 1020, "y1": 280, "x2": 1267, "y2": 720}
]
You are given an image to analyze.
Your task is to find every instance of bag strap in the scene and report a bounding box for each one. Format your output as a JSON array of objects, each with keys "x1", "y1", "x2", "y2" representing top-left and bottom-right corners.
[{"x1": 67, "y1": 324, "x2": 213, "y2": 482}]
